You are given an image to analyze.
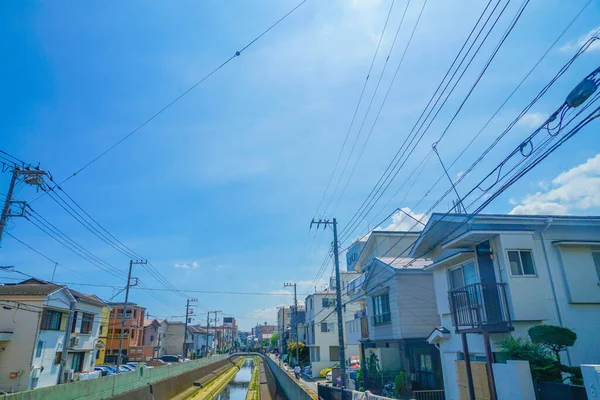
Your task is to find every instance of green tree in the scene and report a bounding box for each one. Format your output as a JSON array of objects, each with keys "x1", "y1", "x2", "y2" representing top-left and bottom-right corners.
[
  {"x1": 498, "y1": 336, "x2": 561, "y2": 382},
  {"x1": 365, "y1": 352, "x2": 381, "y2": 390},
  {"x1": 394, "y1": 370, "x2": 409, "y2": 399},
  {"x1": 528, "y1": 325, "x2": 577, "y2": 365},
  {"x1": 270, "y1": 332, "x2": 279, "y2": 348}
]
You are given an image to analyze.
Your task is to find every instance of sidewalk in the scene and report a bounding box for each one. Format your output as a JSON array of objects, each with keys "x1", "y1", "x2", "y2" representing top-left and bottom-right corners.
[{"x1": 267, "y1": 354, "x2": 322, "y2": 395}]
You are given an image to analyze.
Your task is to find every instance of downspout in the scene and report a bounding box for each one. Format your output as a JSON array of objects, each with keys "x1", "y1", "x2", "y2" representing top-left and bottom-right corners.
[{"x1": 539, "y1": 218, "x2": 571, "y2": 364}]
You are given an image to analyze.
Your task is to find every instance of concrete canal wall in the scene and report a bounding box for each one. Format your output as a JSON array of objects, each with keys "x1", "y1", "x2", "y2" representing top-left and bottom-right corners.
[
  {"x1": 1, "y1": 355, "x2": 228, "y2": 400},
  {"x1": 263, "y1": 355, "x2": 315, "y2": 400}
]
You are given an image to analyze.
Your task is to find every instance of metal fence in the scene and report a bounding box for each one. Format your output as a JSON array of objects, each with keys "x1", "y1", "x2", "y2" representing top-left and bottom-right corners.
[
  {"x1": 535, "y1": 381, "x2": 588, "y2": 400},
  {"x1": 413, "y1": 389, "x2": 446, "y2": 400}
]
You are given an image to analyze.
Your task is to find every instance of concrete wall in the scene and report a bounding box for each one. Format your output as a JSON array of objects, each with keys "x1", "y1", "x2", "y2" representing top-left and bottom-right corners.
[
  {"x1": 264, "y1": 355, "x2": 313, "y2": 400},
  {"x1": 3, "y1": 355, "x2": 228, "y2": 400}
]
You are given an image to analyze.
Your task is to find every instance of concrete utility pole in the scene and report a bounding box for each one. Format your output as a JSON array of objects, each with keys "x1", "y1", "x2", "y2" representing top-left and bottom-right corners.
[
  {"x1": 116, "y1": 259, "x2": 146, "y2": 372},
  {"x1": 209, "y1": 310, "x2": 222, "y2": 352},
  {"x1": 0, "y1": 167, "x2": 45, "y2": 244},
  {"x1": 183, "y1": 298, "x2": 197, "y2": 357},
  {"x1": 284, "y1": 282, "x2": 299, "y2": 366},
  {"x1": 205, "y1": 313, "x2": 210, "y2": 357},
  {"x1": 310, "y1": 218, "x2": 346, "y2": 387}
]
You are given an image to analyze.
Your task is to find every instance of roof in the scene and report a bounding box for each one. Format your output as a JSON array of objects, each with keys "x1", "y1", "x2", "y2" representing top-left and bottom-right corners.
[
  {"x1": 375, "y1": 257, "x2": 431, "y2": 270},
  {"x1": 143, "y1": 319, "x2": 160, "y2": 327},
  {"x1": 69, "y1": 289, "x2": 107, "y2": 307},
  {"x1": 340, "y1": 270, "x2": 360, "y2": 274},
  {"x1": 108, "y1": 302, "x2": 144, "y2": 309},
  {"x1": 411, "y1": 212, "x2": 600, "y2": 257},
  {"x1": 188, "y1": 326, "x2": 209, "y2": 334},
  {"x1": 0, "y1": 283, "x2": 64, "y2": 296}
]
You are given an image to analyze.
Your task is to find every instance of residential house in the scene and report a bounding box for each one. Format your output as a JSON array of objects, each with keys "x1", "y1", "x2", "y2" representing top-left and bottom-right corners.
[
  {"x1": 106, "y1": 302, "x2": 146, "y2": 364},
  {"x1": 360, "y1": 257, "x2": 442, "y2": 391},
  {"x1": 304, "y1": 269, "x2": 360, "y2": 378},
  {"x1": 252, "y1": 323, "x2": 276, "y2": 345},
  {"x1": 189, "y1": 325, "x2": 214, "y2": 357},
  {"x1": 291, "y1": 304, "x2": 306, "y2": 345},
  {"x1": 141, "y1": 319, "x2": 161, "y2": 361},
  {"x1": 159, "y1": 321, "x2": 193, "y2": 357},
  {"x1": 411, "y1": 213, "x2": 600, "y2": 400},
  {"x1": 344, "y1": 231, "x2": 442, "y2": 391},
  {"x1": 277, "y1": 307, "x2": 292, "y2": 353},
  {"x1": 92, "y1": 298, "x2": 111, "y2": 365},
  {"x1": 0, "y1": 280, "x2": 103, "y2": 392},
  {"x1": 222, "y1": 317, "x2": 238, "y2": 350}
]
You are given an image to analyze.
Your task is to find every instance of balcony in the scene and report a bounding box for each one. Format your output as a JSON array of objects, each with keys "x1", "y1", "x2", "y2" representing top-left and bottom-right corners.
[{"x1": 448, "y1": 283, "x2": 513, "y2": 333}]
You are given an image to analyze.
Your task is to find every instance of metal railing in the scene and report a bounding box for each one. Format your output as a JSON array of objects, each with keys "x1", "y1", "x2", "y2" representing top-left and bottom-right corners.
[
  {"x1": 448, "y1": 282, "x2": 512, "y2": 332},
  {"x1": 413, "y1": 389, "x2": 446, "y2": 400}
]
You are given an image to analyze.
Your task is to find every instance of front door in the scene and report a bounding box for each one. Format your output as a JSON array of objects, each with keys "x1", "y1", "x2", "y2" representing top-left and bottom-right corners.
[{"x1": 475, "y1": 241, "x2": 502, "y2": 324}]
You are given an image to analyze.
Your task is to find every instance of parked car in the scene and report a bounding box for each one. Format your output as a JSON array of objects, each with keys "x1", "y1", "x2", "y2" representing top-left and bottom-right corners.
[
  {"x1": 94, "y1": 366, "x2": 115, "y2": 376},
  {"x1": 146, "y1": 359, "x2": 168, "y2": 367},
  {"x1": 118, "y1": 365, "x2": 133, "y2": 372},
  {"x1": 320, "y1": 362, "x2": 339, "y2": 378},
  {"x1": 160, "y1": 355, "x2": 182, "y2": 363}
]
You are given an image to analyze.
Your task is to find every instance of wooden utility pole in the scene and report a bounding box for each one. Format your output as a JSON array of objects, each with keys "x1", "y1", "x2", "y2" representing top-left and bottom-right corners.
[{"x1": 116, "y1": 260, "x2": 145, "y2": 372}]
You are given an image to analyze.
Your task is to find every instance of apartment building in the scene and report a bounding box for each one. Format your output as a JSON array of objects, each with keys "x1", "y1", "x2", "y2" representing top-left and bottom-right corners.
[{"x1": 106, "y1": 302, "x2": 146, "y2": 363}]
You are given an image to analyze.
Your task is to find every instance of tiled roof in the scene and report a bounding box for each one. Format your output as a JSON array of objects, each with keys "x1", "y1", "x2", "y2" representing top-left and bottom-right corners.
[{"x1": 0, "y1": 283, "x2": 64, "y2": 296}]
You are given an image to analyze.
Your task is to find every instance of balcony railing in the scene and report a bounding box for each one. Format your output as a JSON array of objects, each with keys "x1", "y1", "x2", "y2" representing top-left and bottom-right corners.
[{"x1": 449, "y1": 282, "x2": 513, "y2": 333}]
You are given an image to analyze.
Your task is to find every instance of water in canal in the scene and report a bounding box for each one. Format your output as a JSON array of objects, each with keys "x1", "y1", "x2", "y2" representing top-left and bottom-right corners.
[{"x1": 215, "y1": 358, "x2": 254, "y2": 400}]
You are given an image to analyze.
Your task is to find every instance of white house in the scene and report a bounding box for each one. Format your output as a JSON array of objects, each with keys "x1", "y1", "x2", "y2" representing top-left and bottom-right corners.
[
  {"x1": 189, "y1": 325, "x2": 214, "y2": 357},
  {"x1": 304, "y1": 270, "x2": 360, "y2": 378},
  {"x1": 0, "y1": 279, "x2": 103, "y2": 393},
  {"x1": 410, "y1": 213, "x2": 600, "y2": 400}
]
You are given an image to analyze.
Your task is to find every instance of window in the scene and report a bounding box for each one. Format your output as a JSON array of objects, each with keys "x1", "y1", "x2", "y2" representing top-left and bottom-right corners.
[
  {"x1": 329, "y1": 346, "x2": 340, "y2": 361},
  {"x1": 41, "y1": 309, "x2": 63, "y2": 331},
  {"x1": 372, "y1": 292, "x2": 391, "y2": 325},
  {"x1": 36, "y1": 340, "x2": 43, "y2": 358},
  {"x1": 592, "y1": 250, "x2": 600, "y2": 281},
  {"x1": 54, "y1": 351, "x2": 62, "y2": 365},
  {"x1": 507, "y1": 250, "x2": 536, "y2": 276},
  {"x1": 81, "y1": 313, "x2": 94, "y2": 334},
  {"x1": 71, "y1": 312, "x2": 78, "y2": 333},
  {"x1": 321, "y1": 322, "x2": 334, "y2": 332},
  {"x1": 322, "y1": 298, "x2": 335, "y2": 308},
  {"x1": 150, "y1": 335, "x2": 154, "y2": 342},
  {"x1": 449, "y1": 261, "x2": 478, "y2": 289},
  {"x1": 71, "y1": 352, "x2": 84, "y2": 373},
  {"x1": 108, "y1": 329, "x2": 113, "y2": 337}
]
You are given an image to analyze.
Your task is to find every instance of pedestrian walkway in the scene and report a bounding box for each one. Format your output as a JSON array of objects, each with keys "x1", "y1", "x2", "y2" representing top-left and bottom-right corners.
[{"x1": 267, "y1": 354, "x2": 321, "y2": 395}]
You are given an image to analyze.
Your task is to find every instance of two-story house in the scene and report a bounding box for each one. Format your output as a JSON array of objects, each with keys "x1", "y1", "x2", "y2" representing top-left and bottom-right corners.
[
  {"x1": 411, "y1": 213, "x2": 600, "y2": 400},
  {"x1": 0, "y1": 279, "x2": 103, "y2": 392},
  {"x1": 141, "y1": 319, "x2": 162, "y2": 361},
  {"x1": 304, "y1": 270, "x2": 360, "y2": 378},
  {"x1": 360, "y1": 256, "x2": 442, "y2": 392},
  {"x1": 159, "y1": 321, "x2": 194, "y2": 357}
]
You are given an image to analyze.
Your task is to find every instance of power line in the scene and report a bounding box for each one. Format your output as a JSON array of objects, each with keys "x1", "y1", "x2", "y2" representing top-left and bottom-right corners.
[{"x1": 61, "y1": 0, "x2": 309, "y2": 183}]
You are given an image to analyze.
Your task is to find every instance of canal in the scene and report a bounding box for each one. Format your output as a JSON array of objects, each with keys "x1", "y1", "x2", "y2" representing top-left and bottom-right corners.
[{"x1": 214, "y1": 358, "x2": 254, "y2": 400}]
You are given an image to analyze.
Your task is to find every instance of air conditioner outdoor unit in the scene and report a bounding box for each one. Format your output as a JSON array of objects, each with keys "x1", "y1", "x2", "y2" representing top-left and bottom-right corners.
[
  {"x1": 69, "y1": 337, "x2": 81, "y2": 347},
  {"x1": 30, "y1": 367, "x2": 41, "y2": 379},
  {"x1": 66, "y1": 370, "x2": 75, "y2": 382}
]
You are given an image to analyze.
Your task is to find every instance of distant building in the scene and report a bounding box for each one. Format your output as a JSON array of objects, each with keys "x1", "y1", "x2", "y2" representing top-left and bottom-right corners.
[
  {"x1": 141, "y1": 319, "x2": 162, "y2": 361},
  {"x1": 106, "y1": 302, "x2": 146, "y2": 364}
]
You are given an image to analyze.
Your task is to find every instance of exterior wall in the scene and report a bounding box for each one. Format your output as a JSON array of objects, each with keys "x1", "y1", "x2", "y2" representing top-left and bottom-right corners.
[
  {"x1": 162, "y1": 323, "x2": 185, "y2": 356},
  {"x1": 0, "y1": 297, "x2": 43, "y2": 393},
  {"x1": 106, "y1": 304, "x2": 145, "y2": 358},
  {"x1": 95, "y1": 307, "x2": 110, "y2": 365},
  {"x1": 68, "y1": 300, "x2": 102, "y2": 375},
  {"x1": 397, "y1": 273, "x2": 440, "y2": 338}
]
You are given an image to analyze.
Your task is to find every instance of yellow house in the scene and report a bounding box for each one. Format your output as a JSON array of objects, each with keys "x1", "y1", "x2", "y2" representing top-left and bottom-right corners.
[{"x1": 94, "y1": 301, "x2": 111, "y2": 365}]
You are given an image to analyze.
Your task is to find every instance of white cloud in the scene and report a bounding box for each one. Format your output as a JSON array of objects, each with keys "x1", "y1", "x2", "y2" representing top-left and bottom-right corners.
[
  {"x1": 380, "y1": 207, "x2": 428, "y2": 231},
  {"x1": 269, "y1": 290, "x2": 293, "y2": 296},
  {"x1": 510, "y1": 153, "x2": 600, "y2": 215},
  {"x1": 560, "y1": 26, "x2": 600, "y2": 53},
  {"x1": 518, "y1": 112, "x2": 547, "y2": 128},
  {"x1": 248, "y1": 305, "x2": 285, "y2": 323},
  {"x1": 173, "y1": 261, "x2": 199, "y2": 269}
]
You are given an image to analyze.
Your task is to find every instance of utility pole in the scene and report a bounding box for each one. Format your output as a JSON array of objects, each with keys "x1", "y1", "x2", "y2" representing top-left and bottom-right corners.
[
  {"x1": 310, "y1": 218, "x2": 346, "y2": 387},
  {"x1": 284, "y1": 282, "x2": 299, "y2": 366},
  {"x1": 116, "y1": 259, "x2": 146, "y2": 372},
  {"x1": 58, "y1": 300, "x2": 76, "y2": 384},
  {"x1": 205, "y1": 313, "x2": 210, "y2": 357},
  {"x1": 210, "y1": 310, "x2": 222, "y2": 352},
  {"x1": 0, "y1": 167, "x2": 45, "y2": 244},
  {"x1": 183, "y1": 298, "x2": 198, "y2": 357}
]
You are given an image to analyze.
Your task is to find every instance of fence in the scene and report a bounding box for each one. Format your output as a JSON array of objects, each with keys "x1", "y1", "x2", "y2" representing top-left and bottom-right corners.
[
  {"x1": 413, "y1": 389, "x2": 445, "y2": 400},
  {"x1": 2, "y1": 355, "x2": 228, "y2": 400},
  {"x1": 535, "y1": 381, "x2": 588, "y2": 400}
]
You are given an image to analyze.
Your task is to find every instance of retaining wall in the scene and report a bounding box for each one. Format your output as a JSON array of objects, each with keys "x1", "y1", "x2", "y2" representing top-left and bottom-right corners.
[
  {"x1": 1, "y1": 355, "x2": 228, "y2": 400},
  {"x1": 263, "y1": 355, "x2": 314, "y2": 400}
]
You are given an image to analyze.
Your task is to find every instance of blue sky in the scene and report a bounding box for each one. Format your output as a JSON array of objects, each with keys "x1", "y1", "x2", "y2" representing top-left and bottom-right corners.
[{"x1": 1, "y1": 0, "x2": 599, "y2": 330}]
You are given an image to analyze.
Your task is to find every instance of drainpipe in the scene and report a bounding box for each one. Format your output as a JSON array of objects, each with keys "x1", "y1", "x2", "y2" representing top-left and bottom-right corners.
[{"x1": 539, "y1": 218, "x2": 572, "y2": 365}]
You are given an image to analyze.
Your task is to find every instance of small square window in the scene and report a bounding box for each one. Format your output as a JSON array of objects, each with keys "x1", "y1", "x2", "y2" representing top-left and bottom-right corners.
[
  {"x1": 36, "y1": 340, "x2": 43, "y2": 358},
  {"x1": 507, "y1": 250, "x2": 536, "y2": 276},
  {"x1": 592, "y1": 251, "x2": 600, "y2": 281}
]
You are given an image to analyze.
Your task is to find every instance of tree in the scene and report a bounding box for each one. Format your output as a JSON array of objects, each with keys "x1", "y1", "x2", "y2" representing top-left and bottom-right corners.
[
  {"x1": 287, "y1": 341, "x2": 309, "y2": 363},
  {"x1": 498, "y1": 337, "x2": 561, "y2": 382},
  {"x1": 528, "y1": 325, "x2": 577, "y2": 364},
  {"x1": 394, "y1": 370, "x2": 409, "y2": 399},
  {"x1": 270, "y1": 332, "x2": 279, "y2": 349},
  {"x1": 365, "y1": 352, "x2": 381, "y2": 390}
]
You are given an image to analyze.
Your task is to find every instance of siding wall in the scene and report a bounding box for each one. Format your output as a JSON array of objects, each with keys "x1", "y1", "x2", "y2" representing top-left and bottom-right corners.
[{"x1": 397, "y1": 273, "x2": 440, "y2": 338}]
